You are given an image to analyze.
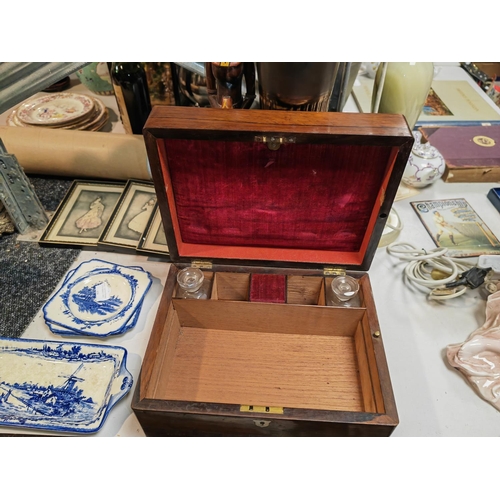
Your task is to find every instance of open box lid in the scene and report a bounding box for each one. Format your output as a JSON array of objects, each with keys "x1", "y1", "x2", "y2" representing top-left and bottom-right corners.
[{"x1": 143, "y1": 107, "x2": 413, "y2": 271}]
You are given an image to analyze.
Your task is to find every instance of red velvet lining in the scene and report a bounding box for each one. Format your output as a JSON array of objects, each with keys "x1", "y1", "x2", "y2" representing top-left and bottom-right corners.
[
  {"x1": 249, "y1": 274, "x2": 286, "y2": 303},
  {"x1": 158, "y1": 139, "x2": 396, "y2": 264}
]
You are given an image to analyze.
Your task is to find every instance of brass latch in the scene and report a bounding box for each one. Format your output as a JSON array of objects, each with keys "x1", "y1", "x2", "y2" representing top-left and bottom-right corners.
[
  {"x1": 254, "y1": 135, "x2": 296, "y2": 151},
  {"x1": 240, "y1": 405, "x2": 284, "y2": 414},
  {"x1": 191, "y1": 260, "x2": 213, "y2": 269},
  {"x1": 323, "y1": 267, "x2": 346, "y2": 276}
]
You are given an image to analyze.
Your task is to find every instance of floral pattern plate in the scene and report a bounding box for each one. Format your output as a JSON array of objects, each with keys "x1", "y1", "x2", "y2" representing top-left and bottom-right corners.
[
  {"x1": 0, "y1": 337, "x2": 133, "y2": 434},
  {"x1": 7, "y1": 97, "x2": 108, "y2": 131},
  {"x1": 17, "y1": 92, "x2": 95, "y2": 125},
  {"x1": 43, "y1": 259, "x2": 152, "y2": 337}
]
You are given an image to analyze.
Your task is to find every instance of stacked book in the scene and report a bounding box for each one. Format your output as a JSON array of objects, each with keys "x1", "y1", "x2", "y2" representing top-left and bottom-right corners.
[{"x1": 420, "y1": 125, "x2": 500, "y2": 182}]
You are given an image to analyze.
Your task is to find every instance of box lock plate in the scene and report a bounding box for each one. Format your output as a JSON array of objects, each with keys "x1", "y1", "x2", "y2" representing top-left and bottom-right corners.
[
  {"x1": 254, "y1": 135, "x2": 296, "y2": 151},
  {"x1": 240, "y1": 405, "x2": 284, "y2": 414}
]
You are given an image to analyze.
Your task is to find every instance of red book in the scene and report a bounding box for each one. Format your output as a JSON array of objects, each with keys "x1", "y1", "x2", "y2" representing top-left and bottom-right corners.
[{"x1": 421, "y1": 125, "x2": 500, "y2": 182}]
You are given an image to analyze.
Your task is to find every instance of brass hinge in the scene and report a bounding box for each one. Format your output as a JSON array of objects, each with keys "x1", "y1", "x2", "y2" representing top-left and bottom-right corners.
[
  {"x1": 254, "y1": 135, "x2": 296, "y2": 151},
  {"x1": 323, "y1": 267, "x2": 346, "y2": 276},
  {"x1": 191, "y1": 260, "x2": 213, "y2": 269},
  {"x1": 240, "y1": 405, "x2": 284, "y2": 414}
]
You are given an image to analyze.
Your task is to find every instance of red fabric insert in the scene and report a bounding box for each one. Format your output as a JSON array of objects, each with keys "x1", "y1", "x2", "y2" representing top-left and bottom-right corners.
[
  {"x1": 249, "y1": 274, "x2": 286, "y2": 303},
  {"x1": 163, "y1": 139, "x2": 392, "y2": 253}
]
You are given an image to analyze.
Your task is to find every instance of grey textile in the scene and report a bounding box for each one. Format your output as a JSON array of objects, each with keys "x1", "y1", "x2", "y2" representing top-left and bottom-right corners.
[{"x1": 0, "y1": 176, "x2": 80, "y2": 338}]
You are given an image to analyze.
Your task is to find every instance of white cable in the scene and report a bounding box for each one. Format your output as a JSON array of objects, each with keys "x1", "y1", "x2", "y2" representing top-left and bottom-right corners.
[{"x1": 387, "y1": 241, "x2": 474, "y2": 300}]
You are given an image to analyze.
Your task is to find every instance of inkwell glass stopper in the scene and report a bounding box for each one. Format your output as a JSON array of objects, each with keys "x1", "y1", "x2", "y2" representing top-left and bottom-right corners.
[
  {"x1": 177, "y1": 267, "x2": 205, "y2": 297},
  {"x1": 331, "y1": 275, "x2": 360, "y2": 302}
]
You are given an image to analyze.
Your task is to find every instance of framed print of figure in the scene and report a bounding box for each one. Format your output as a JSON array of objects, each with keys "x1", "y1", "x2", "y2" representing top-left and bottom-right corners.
[
  {"x1": 98, "y1": 180, "x2": 157, "y2": 249},
  {"x1": 137, "y1": 204, "x2": 169, "y2": 256},
  {"x1": 39, "y1": 181, "x2": 125, "y2": 247}
]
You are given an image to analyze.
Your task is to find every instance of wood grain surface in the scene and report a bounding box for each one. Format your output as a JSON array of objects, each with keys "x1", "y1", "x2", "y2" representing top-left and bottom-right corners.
[{"x1": 157, "y1": 327, "x2": 364, "y2": 412}]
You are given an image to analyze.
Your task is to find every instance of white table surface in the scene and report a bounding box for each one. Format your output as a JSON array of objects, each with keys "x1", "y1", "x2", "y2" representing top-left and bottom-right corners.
[{"x1": 372, "y1": 179, "x2": 500, "y2": 436}]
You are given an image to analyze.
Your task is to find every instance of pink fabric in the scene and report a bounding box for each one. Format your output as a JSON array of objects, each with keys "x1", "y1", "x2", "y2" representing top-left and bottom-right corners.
[{"x1": 163, "y1": 139, "x2": 392, "y2": 253}]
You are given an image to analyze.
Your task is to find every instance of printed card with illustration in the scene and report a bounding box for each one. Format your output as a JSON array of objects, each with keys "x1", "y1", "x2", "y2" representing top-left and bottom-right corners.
[
  {"x1": 411, "y1": 198, "x2": 500, "y2": 257},
  {"x1": 98, "y1": 180, "x2": 157, "y2": 249},
  {"x1": 39, "y1": 181, "x2": 125, "y2": 246},
  {"x1": 137, "y1": 204, "x2": 169, "y2": 256}
]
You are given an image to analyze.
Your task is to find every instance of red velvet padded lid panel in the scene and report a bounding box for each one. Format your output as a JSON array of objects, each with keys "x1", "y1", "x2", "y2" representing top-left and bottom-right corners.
[{"x1": 163, "y1": 138, "x2": 392, "y2": 255}]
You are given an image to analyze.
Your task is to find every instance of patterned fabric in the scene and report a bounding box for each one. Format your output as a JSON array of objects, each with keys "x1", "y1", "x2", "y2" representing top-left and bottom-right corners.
[{"x1": 0, "y1": 176, "x2": 80, "y2": 338}]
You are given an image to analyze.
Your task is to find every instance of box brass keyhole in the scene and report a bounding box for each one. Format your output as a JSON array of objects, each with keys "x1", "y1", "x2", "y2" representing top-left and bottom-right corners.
[{"x1": 254, "y1": 419, "x2": 271, "y2": 428}]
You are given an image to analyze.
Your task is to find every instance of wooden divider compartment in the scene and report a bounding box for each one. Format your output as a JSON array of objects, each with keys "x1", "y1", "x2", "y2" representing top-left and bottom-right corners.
[
  {"x1": 133, "y1": 266, "x2": 398, "y2": 436},
  {"x1": 175, "y1": 272, "x2": 365, "y2": 308},
  {"x1": 144, "y1": 298, "x2": 382, "y2": 414},
  {"x1": 211, "y1": 272, "x2": 250, "y2": 301},
  {"x1": 286, "y1": 275, "x2": 325, "y2": 305}
]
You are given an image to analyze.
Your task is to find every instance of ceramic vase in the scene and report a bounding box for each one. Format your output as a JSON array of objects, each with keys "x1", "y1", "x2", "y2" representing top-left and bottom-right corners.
[
  {"x1": 76, "y1": 62, "x2": 114, "y2": 96},
  {"x1": 372, "y1": 62, "x2": 434, "y2": 130}
]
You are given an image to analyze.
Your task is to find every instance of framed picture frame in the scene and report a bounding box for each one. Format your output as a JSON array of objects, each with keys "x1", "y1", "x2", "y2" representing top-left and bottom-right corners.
[
  {"x1": 98, "y1": 180, "x2": 157, "y2": 249},
  {"x1": 39, "y1": 180, "x2": 125, "y2": 247},
  {"x1": 137, "y1": 204, "x2": 170, "y2": 256}
]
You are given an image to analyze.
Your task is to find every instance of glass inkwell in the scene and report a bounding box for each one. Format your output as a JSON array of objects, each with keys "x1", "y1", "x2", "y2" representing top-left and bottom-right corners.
[
  {"x1": 326, "y1": 275, "x2": 360, "y2": 306},
  {"x1": 175, "y1": 267, "x2": 211, "y2": 299}
]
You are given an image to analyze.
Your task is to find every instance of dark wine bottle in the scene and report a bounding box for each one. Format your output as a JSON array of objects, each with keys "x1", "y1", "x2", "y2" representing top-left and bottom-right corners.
[{"x1": 110, "y1": 62, "x2": 152, "y2": 134}]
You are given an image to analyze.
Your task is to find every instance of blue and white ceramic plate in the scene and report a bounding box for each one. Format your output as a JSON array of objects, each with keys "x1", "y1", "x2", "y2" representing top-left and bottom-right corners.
[
  {"x1": 45, "y1": 298, "x2": 143, "y2": 336},
  {"x1": 43, "y1": 259, "x2": 152, "y2": 337},
  {"x1": 0, "y1": 337, "x2": 133, "y2": 434}
]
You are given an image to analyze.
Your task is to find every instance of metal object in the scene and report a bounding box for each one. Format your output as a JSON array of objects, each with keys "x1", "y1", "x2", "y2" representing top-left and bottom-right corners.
[
  {"x1": 254, "y1": 135, "x2": 296, "y2": 150},
  {"x1": 323, "y1": 267, "x2": 346, "y2": 276},
  {"x1": 191, "y1": 260, "x2": 213, "y2": 269},
  {"x1": 0, "y1": 62, "x2": 88, "y2": 114},
  {"x1": 175, "y1": 65, "x2": 209, "y2": 107},
  {"x1": 173, "y1": 62, "x2": 362, "y2": 112},
  {"x1": 240, "y1": 405, "x2": 284, "y2": 414},
  {"x1": 174, "y1": 62, "x2": 206, "y2": 77},
  {"x1": 0, "y1": 139, "x2": 49, "y2": 234},
  {"x1": 328, "y1": 62, "x2": 362, "y2": 111},
  {"x1": 257, "y1": 62, "x2": 340, "y2": 111}
]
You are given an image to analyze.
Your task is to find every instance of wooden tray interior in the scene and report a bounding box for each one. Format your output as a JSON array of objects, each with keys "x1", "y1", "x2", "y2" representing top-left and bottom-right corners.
[{"x1": 148, "y1": 271, "x2": 384, "y2": 414}]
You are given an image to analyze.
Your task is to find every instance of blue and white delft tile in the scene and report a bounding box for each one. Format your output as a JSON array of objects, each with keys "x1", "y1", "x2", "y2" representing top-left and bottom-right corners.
[
  {"x1": 0, "y1": 337, "x2": 133, "y2": 433},
  {"x1": 45, "y1": 297, "x2": 143, "y2": 336},
  {"x1": 43, "y1": 259, "x2": 152, "y2": 337}
]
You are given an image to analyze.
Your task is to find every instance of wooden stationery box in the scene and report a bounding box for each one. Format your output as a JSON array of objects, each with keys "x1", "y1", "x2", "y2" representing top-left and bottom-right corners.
[{"x1": 132, "y1": 107, "x2": 413, "y2": 436}]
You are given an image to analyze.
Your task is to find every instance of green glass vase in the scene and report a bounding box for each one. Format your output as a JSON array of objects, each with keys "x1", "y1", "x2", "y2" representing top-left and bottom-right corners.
[{"x1": 372, "y1": 62, "x2": 434, "y2": 130}]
